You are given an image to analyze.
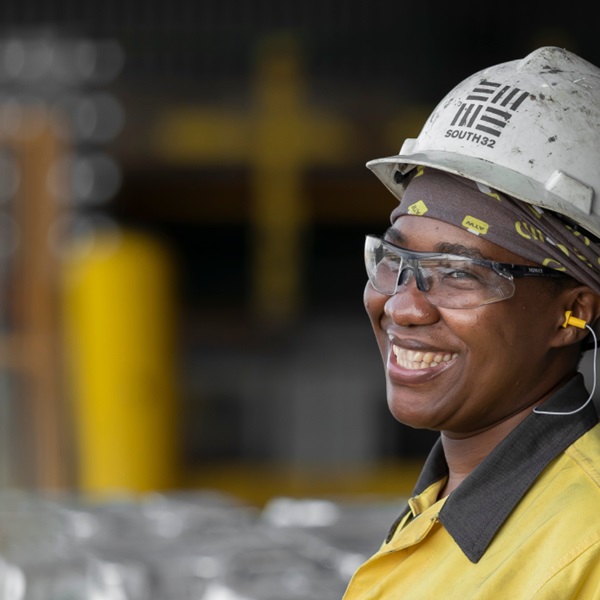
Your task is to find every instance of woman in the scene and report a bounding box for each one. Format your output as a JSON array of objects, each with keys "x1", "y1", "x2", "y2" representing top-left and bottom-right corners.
[{"x1": 344, "y1": 47, "x2": 600, "y2": 599}]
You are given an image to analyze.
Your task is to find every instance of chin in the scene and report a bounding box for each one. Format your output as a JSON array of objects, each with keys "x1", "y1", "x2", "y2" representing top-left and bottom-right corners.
[{"x1": 386, "y1": 391, "x2": 443, "y2": 431}]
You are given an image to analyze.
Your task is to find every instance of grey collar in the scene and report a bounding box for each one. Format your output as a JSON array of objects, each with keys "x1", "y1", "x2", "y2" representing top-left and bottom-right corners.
[{"x1": 386, "y1": 374, "x2": 599, "y2": 563}]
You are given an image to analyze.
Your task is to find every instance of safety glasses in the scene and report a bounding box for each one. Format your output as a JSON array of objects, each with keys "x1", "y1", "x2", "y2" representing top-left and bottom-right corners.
[{"x1": 364, "y1": 235, "x2": 566, "y2": 309}]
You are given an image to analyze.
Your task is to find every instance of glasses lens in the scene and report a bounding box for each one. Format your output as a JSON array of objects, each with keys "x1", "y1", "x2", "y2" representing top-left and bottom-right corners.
[
  {"x1": 419, "y1": 259, "x2": 515, "y2": 308},
  {"x1": 364, "y1": 236, "x2": 516, "y2": 308},
  {"x1": 365, "y1": 235, "x2": 401, "y2": 295}
]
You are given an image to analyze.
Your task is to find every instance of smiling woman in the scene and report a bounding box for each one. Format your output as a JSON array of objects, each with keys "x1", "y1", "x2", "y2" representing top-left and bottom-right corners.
[{"x1": 343, "y1": 46, "x2": 600, "y2": 600}]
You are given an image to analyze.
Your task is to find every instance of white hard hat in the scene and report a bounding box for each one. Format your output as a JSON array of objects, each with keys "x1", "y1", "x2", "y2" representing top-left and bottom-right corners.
[{"x1": 367, "y1": 46, "x2": 600, "y2": 238}]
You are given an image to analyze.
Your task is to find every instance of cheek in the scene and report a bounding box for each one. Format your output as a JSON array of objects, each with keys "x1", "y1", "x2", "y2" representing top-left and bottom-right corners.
[
  {"x1": 461, "y1": 308, "x2": 532, "y2": 370},
  {"x1": 363, "y1": 283, "x2": 386, "y2": 323},
  {"x1": 441, "y1": 307, "x2": 513, "y2": 359}
]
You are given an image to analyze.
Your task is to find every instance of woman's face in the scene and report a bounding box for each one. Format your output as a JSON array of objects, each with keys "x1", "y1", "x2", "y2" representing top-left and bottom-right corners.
[{"x1": 364, "y1": 215, "x2": 577, "y2": 438}]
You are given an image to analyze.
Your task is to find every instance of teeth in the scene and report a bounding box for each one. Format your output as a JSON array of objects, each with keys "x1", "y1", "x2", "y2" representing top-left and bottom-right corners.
[{"x1": 392, "y1": 345, "x2": 458, "y2": 370}]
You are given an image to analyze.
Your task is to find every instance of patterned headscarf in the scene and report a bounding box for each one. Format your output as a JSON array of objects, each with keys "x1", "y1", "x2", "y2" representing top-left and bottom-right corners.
[{"x1": 391, "y1": 167, "x2": 600, "y2": 294}]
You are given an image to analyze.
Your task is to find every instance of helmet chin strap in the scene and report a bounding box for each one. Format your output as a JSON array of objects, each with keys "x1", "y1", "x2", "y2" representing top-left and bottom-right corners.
[{"x1": 534, "y1": 315, "x2": 598, "y2": 416}]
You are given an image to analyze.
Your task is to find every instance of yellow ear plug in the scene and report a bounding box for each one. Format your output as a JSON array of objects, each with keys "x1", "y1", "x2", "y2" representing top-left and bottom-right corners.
[{"x1": 562, "y1": 310, "x2": 587, "y2": 329}]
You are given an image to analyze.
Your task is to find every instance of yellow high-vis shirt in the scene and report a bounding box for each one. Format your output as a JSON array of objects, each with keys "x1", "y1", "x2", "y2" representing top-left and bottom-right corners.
[{"x1": 344, "y1": 375, "x2": 600, "y2": 600}]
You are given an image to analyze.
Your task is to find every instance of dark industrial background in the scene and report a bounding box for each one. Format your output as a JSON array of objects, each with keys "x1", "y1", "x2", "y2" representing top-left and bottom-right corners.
[{"x1": 0, "y1": 0, "x2": 597, "y2": 504}]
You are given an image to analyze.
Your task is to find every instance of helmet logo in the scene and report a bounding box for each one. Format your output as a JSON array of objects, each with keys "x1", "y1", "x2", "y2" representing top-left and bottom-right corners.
[{"x1": 447, "y1": 80, "x2": 530, "y2": 146}]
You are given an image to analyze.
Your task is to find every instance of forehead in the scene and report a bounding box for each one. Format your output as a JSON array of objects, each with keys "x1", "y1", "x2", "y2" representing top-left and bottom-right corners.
[{"x1": 389, "y1": 215, "x2": 534, "y2": 265}]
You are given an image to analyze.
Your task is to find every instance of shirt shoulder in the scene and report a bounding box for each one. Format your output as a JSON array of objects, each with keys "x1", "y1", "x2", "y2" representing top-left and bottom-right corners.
[{"x1": 565, "y1": 421, "x2": 600, "y2": 490}]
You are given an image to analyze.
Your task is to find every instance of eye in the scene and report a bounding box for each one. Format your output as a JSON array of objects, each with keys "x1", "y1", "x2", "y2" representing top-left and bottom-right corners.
[
  {"x1": 434, "y1": 261, "x2": 490, "y2": 288},
  {"x1": 446, "y1": 269, "x2": 477, "y2": 280}
]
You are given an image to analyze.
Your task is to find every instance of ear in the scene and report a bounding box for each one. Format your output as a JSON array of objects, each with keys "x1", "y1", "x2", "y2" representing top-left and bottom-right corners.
[{"x1": 553, "y1": 285, "x2": 600, "y2": 348}]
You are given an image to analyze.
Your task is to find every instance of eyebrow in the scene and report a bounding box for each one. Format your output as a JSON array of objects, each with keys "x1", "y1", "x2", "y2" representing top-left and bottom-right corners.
[
  {"x1": 383, "y1": 226, "x2": 487, "y2": 260},
  {"x1": 383, "y1": 227, "x2": 406, "y2": 245}
]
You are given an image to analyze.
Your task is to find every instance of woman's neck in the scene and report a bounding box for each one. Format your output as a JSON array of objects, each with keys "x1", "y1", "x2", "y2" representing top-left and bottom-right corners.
[{"x1": 439, "y1": 408, "x2": 532, "y2": 498}]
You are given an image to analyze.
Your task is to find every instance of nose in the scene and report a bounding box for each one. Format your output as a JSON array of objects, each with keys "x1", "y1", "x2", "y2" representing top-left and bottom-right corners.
[{"x1": 383, "y1": 276, "x2": 440, "y2": 327}]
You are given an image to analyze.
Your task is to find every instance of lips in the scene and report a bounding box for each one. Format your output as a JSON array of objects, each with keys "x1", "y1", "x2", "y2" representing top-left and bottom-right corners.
[{"x1": 392, "y1": 345, "x2": 458, "y2": 370}]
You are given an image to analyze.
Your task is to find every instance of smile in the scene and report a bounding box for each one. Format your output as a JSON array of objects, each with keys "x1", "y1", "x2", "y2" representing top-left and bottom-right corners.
[{"x1": 392, "y1": 345, "x2": 458, "y2": 370}]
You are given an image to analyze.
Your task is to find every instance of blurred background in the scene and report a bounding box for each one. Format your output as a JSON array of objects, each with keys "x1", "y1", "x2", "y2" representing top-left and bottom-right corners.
[{"x1": 0, "y1": 1, "x2": 598, "y2": 597}]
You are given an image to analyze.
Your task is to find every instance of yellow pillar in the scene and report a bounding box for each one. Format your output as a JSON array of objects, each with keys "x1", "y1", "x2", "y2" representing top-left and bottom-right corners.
[{"x1": 62, "y1": 228, "x2": 180, "y2": 494}]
